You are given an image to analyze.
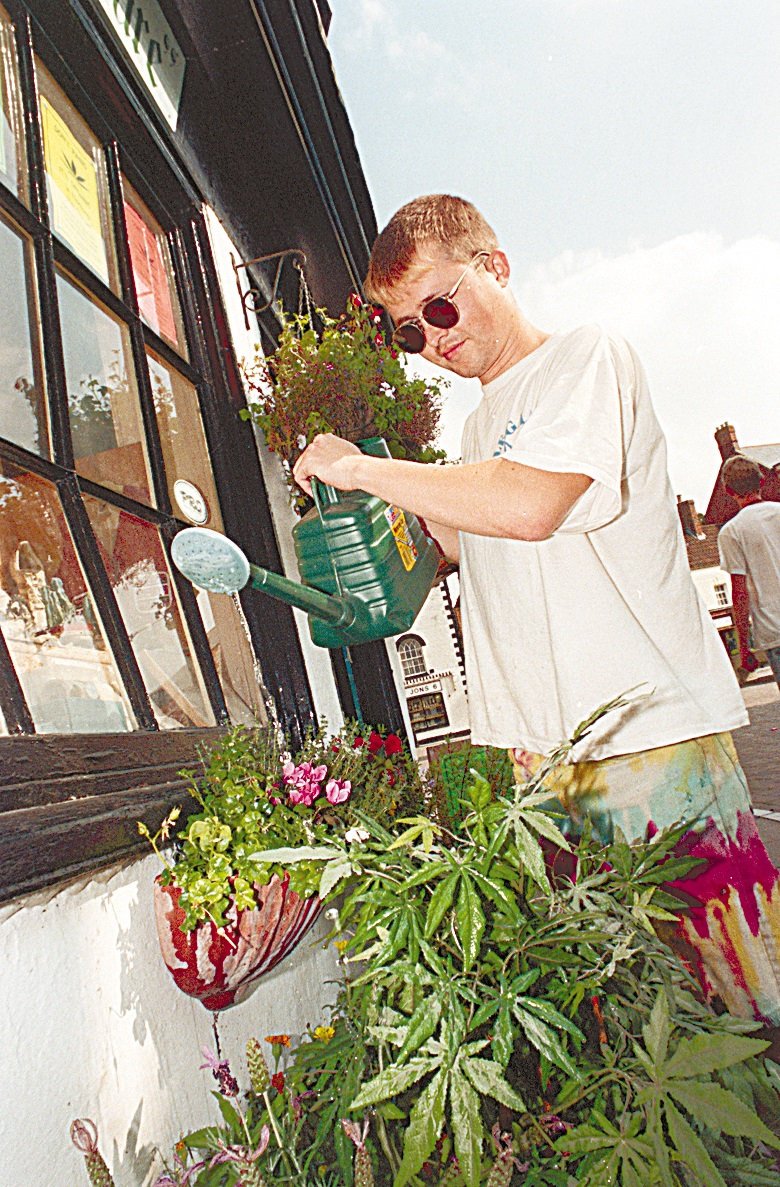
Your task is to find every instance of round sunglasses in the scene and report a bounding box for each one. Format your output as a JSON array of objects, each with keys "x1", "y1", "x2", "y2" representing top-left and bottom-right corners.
[{"x1": 391, "y1": 251, "x2": 491, "y2": 354}]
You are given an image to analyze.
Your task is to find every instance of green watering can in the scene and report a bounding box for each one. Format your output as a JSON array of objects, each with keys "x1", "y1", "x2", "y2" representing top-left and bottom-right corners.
[{"x1": 171, "y1": 438, "x2": 440, "y2": 649}]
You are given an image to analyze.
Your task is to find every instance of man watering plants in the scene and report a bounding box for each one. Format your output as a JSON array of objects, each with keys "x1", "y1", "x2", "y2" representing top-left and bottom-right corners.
[{"x1": 293, "y1": 194, "x2": 780, "y2": 1028}]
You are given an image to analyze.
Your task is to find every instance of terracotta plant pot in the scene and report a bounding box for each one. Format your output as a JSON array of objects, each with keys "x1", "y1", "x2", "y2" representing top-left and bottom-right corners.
[{"x1": 154, "y1": 873, "x2": 324, "y2": 1011}]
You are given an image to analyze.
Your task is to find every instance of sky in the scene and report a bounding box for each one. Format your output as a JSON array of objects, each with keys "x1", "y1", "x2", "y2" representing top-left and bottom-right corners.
[{"x1": 327, "y1": 0, "x2": 780, "y2": 508}]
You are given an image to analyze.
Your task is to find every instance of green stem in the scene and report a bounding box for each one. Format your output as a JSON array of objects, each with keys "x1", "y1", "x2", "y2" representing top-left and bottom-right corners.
[{"x1": 262, "y1": 1090, "x2": 301, "y2": 1177}]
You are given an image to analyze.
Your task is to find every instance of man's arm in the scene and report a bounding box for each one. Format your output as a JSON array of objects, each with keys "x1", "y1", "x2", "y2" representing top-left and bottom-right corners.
[
  {"x1": 292, "y1": 433, "x2": 592, "y2": 542},
  {"x1": 730, "y1": 574, "x2": 758, "y2": 670}
]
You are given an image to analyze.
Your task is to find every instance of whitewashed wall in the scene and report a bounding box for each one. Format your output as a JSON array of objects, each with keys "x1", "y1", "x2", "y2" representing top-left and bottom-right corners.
[{"x1": 0, "y1": 852, "x2": 341, "y2": 1186}]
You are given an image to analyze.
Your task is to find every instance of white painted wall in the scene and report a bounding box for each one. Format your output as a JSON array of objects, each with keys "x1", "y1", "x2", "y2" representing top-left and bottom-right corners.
[
  {"x1": 691, "y1": 564, "x2": 733, "y2": 614},
  {"x1": 0, "y1": 853, "x2": 341, "y2": 1186},
  {"x1": 398, "y1": 580, "x2": 470, "y2": 756}
]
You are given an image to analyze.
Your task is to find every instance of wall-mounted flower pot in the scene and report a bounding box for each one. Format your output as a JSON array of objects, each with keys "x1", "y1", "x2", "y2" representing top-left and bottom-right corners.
[{"x1": 154, "y1": 873, "x2": 323, "y2": 1011}]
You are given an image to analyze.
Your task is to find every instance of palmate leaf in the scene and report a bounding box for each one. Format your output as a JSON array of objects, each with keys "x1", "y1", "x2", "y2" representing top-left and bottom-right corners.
[
  {"x1": 246, "y1": 844, "x2": 342, "y2": 863},
  {"x1": 318, "y1": 857, "x2": 353, "y2": 899},
  {"x1": 424, "y1": 871, "x2": 460, "y2": 938},
  {"x1": 664, "y1": 1032, "x2": 770, "y2": 1078},
  {"x1": 396, "y1": 994, "x2": 443, "y2": 1065},
  {"x1": 665, "y1": 1098, "x2": 727, "y2": 1187},
  {"x1": 509, "y1": 815, "x2": 550, "y2": 892},
  {"x1": 394, "y1": 1068, "x2": 447, "y2": 1187},
  {"x1": 460, "y1": 1056, "x2": 527, "y2": 1112},
  {"x1": 513, "y1": 1003, "x2": 580, "y2": 1079},
  {"x1": 455, "y1": 874, "x2": 485, "y2": 972},
  {"x1": 669, "y1": 1080, "x2": 780, "y2": 1148},
  {"x1": 449, "y1": 1068, "x2": 483, "y2": 1187},
  {"x1": 350, "y1": 1056, "x2": 438, "y2": 1109},
  {"x1": 642, "y1": 991, "x2": 670, "y2": 1066}
]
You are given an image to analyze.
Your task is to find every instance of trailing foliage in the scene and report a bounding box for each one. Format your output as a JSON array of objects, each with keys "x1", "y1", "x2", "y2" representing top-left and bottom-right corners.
[{"x1": 240, "y1": 295, "x2": 447, "y2": 510}]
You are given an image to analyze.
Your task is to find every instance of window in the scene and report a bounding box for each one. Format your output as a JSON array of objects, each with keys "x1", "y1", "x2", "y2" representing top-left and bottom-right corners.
[
  {"x1": 408, "y1": 691, "x2": 449, "y2": 735},
  {"x1": 398, "y1": 635, "x2": 427, "y2": 679},
  {"x1": 714, "y1": 582, "x2": 729, "y2": 607},
  {"x1": 0, "y1": 13, "x2": 273, "y2": 898}
]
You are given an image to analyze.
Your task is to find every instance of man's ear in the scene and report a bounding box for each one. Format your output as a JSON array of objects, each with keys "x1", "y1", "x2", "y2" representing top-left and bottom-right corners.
[{"x1": 486, "y1": 249, "x2": 511, "y2": 287}]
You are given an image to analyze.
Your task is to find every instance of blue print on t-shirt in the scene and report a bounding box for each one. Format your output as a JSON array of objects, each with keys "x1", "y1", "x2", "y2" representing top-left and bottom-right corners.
[{"x1": 493, "y1": 414, "x2": 526, "y2": 456}]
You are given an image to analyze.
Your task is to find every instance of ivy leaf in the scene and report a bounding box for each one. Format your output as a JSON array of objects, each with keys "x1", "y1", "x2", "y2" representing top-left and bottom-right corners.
[
  {"x1": 461, "y1": 1056, "x2": 527, "y2": 1112},
  {"x1": 350, "y1": 1057, "x2": 438, "y2": 1109},
  {"x1": 455, "y1": 873, "x2": 485, "y2": 972},
  {"x1": 393, "y1": 1069, "x2": 447, "y2": 1187},
  {"x1": 449, "y1": 1068, "x2": 483, "y2": 1187},
  {"x1": 665, "y1": 1098, "x2": 727, "y2": 1187}
]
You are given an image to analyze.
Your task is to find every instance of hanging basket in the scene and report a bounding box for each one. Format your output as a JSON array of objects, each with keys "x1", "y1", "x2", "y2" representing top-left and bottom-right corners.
[{"x1": 153, "y1": 873, "x2": 324, "y2": 1011}]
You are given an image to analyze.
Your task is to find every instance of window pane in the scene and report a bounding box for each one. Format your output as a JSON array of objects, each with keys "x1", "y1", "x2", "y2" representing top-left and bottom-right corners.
[
  {"x1": 37, "y1": 66, "x2": 118, "y2": 290},
  {"x1": 123, "y1": 182, "x2": 187, "y2": 355},
  {"x1": 194, "y1": 587, "x2": 265, "y2": 725},
  {"x1": 83, "y1": 494, "x2": 215, "y2": 729},
  {"x1": 0, "y1": 462, "x2": 135, "y2": 732},
  {"x1": 0, "y1": 212, "x2": 48, "y2": 456},
  {"x1": 149, "y1": 350, "x2": 220, "y2": 526},
  {"x1": 58, "y1": 272, "x2": 154, "y2": 504},
  {"x1": 0, "y1": 8, "x2": 27, "y2": 201}
]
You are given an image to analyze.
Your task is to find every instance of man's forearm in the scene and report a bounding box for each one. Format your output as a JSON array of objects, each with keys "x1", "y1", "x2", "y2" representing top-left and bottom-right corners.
[{"x1": 731, "y1": 576, "x2": 753, "y2": 659}]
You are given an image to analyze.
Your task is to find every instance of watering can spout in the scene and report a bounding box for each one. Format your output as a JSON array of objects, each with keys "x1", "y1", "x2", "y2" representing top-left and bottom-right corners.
[{"x1": 170, "y1": 527, "x2": 357, "y2": 630}]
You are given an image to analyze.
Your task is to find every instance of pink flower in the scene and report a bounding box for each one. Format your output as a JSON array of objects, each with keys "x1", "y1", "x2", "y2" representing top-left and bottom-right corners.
[
  {"x1": 282, "y1": 760, "x2": 327, "y2": 807},
  {"x1": 325, "y1": 778, "x2": 351, "y2": 805}
]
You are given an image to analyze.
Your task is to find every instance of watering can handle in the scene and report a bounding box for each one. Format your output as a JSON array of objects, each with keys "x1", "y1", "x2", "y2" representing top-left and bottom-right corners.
[{"x1": 309, "y1": 437, "x2": 391, "y2": 509}]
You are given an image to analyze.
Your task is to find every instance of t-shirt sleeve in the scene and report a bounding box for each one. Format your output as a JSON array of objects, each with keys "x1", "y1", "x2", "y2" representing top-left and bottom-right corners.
[
  {"x1": 501, "y1": 326, "x2": 625, "y2": 534},
  {"x1": 717, "y1": 524, "x2": 746, "y2": 575}
]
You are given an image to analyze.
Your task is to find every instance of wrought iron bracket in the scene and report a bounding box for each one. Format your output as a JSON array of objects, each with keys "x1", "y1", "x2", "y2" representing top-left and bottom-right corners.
[{"x1": 232, "y1": 249, "x2": 307, "y2": 329}]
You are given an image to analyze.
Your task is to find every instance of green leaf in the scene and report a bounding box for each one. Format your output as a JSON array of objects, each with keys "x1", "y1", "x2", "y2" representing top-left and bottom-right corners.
[
  {"x1": 665, "y1": 1099, "x2": 727, "y2": 1187},
  {"x1": 492, "y1": 1003, "x2": 515, "y2": 1068},
  {"x1": 669, "y1": 1080, "x2": 780, "y2": 1148},
  {"x1": 664, "y1": 1032, "x2": 770, "y2": 1078},
  {"x1": 449, "y1": 1069, "x2": 483, "y2": 1187},
  {"x1": 246, "y1": 844, "x2": 342, "y2": 864},
  {"x1": 521, "y1": 997, "x2": 585, "y2": 1043},
  {"x1": 393, "y1": 1069, "x2": 447, "y2": 1187},
  {"x1": 513, "y1": 1004, "x2": 580, "y2": 1079},
  {"x1": 520, "y1": 808, "x2": 572, "y2": 851},
  {"x1": 424, "y1": 871, "x2": 460, "y2": 938},
  {"x1": 642, "y1": 991, "x2": 670, "y2": 1067},
  {"x1": 461, "y1": 1056, "x2": 527, "y2": 1112},
  {"x1": 350, "y1": 1057, "x2": 438, "y2": 1109},
  {"x1": 511, "y1": 816, "x2": 550, "y2": 892},
  {"x1": 396, "y1": 995, "x2": 443, "y2": 1065},
  {"x1": 455, "y1": 874, "x2": 485, "y2": 972},
  {"x1": 399, "y1": 861, "x2": 451, "y2": 891},
  {"x1": 319, "y1": 858, "x2": 353, "y2": 899}
]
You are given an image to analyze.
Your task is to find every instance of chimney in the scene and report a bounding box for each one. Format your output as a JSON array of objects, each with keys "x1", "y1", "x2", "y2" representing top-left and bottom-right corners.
[
  {"x1": 714, "y1": 423, "x2": 739, "y2": 460},
  {"x1": 677, "y1": 495, "x2": 703, "y2": 538}
]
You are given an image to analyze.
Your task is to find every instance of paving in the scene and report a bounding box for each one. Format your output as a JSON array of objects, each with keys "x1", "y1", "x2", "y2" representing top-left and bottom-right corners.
[{"x1": 732, "y1": 669, "x2": 780, "y2": 863}]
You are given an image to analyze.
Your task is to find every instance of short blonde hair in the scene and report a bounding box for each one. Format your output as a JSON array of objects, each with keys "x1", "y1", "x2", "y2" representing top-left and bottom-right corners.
[
  {"x1": 365, "y1": 195, "x2": 499, "y2": 306},
  {"x1": 721, "y1": 454, "x2": 763, "y2": 496}
]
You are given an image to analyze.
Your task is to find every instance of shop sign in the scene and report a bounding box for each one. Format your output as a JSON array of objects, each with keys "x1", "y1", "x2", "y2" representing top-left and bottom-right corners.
[{"x1": 90, "y1": 0, "x2": 185, "y2": 131}]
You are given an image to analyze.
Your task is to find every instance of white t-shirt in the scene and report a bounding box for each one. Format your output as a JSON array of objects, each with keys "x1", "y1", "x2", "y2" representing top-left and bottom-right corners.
[
  {"x1": 718, "y1": 502, "x2": 780, "y2": 650},
  {"x1": 459, "y1": 325, "x2": 747, "y2": 760}
]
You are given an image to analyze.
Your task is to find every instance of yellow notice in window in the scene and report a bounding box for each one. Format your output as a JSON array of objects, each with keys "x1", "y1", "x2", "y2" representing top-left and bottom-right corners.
[{"x1": 40, "y1": 97, "x2": 108, "y2": 283}]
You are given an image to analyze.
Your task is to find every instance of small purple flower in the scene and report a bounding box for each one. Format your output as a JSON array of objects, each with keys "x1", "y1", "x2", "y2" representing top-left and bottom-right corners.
[{"x1": 199, "y1": 1047, "x2": 239, "y2": 1097}]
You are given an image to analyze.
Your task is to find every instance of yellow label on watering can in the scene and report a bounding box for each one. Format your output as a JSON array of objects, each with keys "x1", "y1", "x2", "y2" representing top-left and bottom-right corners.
[{"x1": 385, "y1": 505, "x2": 418, "y2": 572}]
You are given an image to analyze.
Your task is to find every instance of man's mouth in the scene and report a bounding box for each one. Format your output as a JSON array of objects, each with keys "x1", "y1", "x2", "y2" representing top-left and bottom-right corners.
[{"x1": 441, "y1": 340, "x2": 464, "y2": 362}]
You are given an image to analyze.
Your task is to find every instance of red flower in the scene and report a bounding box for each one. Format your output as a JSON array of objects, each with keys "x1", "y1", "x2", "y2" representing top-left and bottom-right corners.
[
  {"x1": 384, "y1": 733, "x2": 403, "y2": 756},
  {"x1": 331, "y1": 740, "x2": 341, "y2": 752},
  {"x1": 271, "y1": 1072, "x2": 285, "y2": 1093},
  {"x1": 386, "y1": 771, "x2": 396, "y2": 787},
  {"x1": 353, "y1": 735, "x2": 365, "y2": 749},
  {"x1": 368, "y1": 731, "x2": 384, "y2": 754}
]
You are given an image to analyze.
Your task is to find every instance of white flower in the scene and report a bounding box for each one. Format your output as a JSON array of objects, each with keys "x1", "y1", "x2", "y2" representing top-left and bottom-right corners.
[{"x1": 345, "y1": 826, "x2": 370, "y2": 844}]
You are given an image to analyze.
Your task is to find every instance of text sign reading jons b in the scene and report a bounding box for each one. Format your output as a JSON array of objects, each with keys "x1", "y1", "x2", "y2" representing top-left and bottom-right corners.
[{"x1": 91, "y1": 0, "x2": 185, "y2": 130}]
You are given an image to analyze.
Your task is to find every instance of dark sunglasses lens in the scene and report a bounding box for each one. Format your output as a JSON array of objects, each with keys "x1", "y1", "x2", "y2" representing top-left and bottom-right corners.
[
  {"x1": 393, "y1": 322, "x2": 426, "y2": 353},
  {"x1": 423, "y1": 296, "x2": 459, "y2": 329}
]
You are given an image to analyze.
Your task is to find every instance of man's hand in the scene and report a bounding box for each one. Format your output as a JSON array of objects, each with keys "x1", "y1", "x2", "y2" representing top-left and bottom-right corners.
[{"x1": 293, "y1": 434, "x2": 362, "y2": 497}]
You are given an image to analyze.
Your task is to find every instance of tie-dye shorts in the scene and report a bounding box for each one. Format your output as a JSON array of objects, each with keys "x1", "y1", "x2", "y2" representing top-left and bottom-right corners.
[{"x1": 510, "y1": 732, "x2": 780, "y2": 1025}]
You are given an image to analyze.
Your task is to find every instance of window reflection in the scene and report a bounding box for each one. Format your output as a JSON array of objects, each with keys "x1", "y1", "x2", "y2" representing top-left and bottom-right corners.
[
  {"x1": 0, "y1": 7, "x2": 26, "y2": 201},
  {"x1": 58, "y1": 272, "x2": 154, "y2": 503},
  {"x1": 148, "y1": 351, "x2": 219, "y2": 526},
  {"x1": 83, "y1": 494, "x2": 215, "y2": 729},
  {"x1": 0, "y1": 212, "x2": 47, "y2": 455},
  {"x1": 123, "y1": 183, "x2": 187, "y2": 355},
  {"x1": 0, "y1": 462, "x2": 134, "y2": 732}
]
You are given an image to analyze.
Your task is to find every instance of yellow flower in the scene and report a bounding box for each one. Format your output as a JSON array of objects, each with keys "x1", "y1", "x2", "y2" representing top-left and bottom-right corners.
[
  {"x1": 264, "y1": 1033, "x2": 291, "y2": 1047},
  {"x1": 334, "y1": 939, "x2": 349, "y2": 952},
  {"x1": 313, "y1": 1025, "x2": 335, "y2": 1043}
]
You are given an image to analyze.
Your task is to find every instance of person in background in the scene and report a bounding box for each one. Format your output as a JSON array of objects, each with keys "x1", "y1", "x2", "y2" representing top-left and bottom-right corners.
[
  {"x1": 761, "y1": 461, "x2": 780, "y2": 504},
  {"x1": 294, "y1": 194, "x2": 780, "y2": 1028},
  {"x1": 718, "y1": 454, "x2": 780, "y2": 690}
]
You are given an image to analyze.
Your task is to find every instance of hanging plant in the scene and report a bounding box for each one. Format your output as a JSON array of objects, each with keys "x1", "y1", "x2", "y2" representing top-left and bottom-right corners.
[{"x1": 240, "y1": 295, "x2": 447, "y2": 510}]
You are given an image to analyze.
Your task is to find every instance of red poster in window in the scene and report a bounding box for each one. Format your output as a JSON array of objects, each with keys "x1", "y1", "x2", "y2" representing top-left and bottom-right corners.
[{"x1": 124, "y1": 201, "x2": 177, "y2": 345}]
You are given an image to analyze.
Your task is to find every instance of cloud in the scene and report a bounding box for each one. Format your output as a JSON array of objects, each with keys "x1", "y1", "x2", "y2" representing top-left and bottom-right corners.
[{"x1": 409, "y1": 234, "x2": 780, "y2": 510}]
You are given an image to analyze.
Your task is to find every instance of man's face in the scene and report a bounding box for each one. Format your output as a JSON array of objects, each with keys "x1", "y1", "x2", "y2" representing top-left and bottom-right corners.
[{"x1": 382, "y1": 247, "x2": 513, "y2": 383}]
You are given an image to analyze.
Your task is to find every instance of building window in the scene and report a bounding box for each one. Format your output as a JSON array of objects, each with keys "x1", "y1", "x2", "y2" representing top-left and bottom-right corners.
[
  {"x1": 714, "y1": 582, "x2": 729, "y2": 607},
  {"x1": 398, "y1": 635, "x2": 427, "y2": 679},
  {"x1": 408, "y1": 691, "x2": 449, "y2": 735}
]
